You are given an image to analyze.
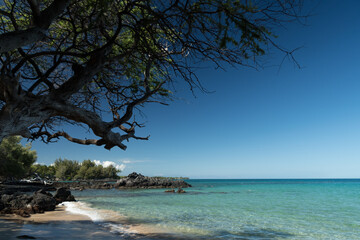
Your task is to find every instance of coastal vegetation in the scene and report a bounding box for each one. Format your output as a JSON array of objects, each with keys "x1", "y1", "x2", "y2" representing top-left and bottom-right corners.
[
  {"x1": 33, "y1": 159, "x2": 121, "y2": 181},
  {"x1": 30, "y1": 164, "x2": 55, "y2": 179},
  {"x1": 0, "y1": 136, "x2": 37, "y2": 179},
  {"x1": 54, "y1": 159, "x2": 120, "y2": 180},
  {"x1": 0, "y1": 136, "x2": 120, "y2": 180}
]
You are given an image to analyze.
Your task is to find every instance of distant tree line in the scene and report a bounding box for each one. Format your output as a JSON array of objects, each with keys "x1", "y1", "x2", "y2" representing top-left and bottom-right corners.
[
  {"x1": 31, "y1": 159, "x2": 121, "y2": 180},
  {"x1": 53, "y1": 159, "x2": 120, "y2": 180},
  {"x1": 0, "y1": 136, "x2": 120, "y2": 180}
]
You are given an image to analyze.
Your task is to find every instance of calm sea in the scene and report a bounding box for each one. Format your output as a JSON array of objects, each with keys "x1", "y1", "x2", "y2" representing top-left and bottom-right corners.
[{"x1": 71, "y1": 179, "x2": 360, "y2": 239}]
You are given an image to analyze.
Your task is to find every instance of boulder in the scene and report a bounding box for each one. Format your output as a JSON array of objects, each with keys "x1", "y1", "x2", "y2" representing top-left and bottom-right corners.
[
  {"x1": 177, "y1": 188, "x2": 186, "y2": 193},
  {"x1": 30, "y1": 191, "x2": 56, "y2": 212},
  {"x1": 114, "y1": 179, "x2": 126, "y2": 188},
  {"x1": 13, "y1": 209, "x2": 31, "y2": 218},
  {"x1": 2, "y1": 193, "x2": 32, "y2": 210},
  {"x1": 36, "y1": 188, "x2": 53, "y2": 197},
  {"x1": 16, "y1": 235, "x2": 37, "y2": 239},
  {"x1": 93, "y1": 183, "x2": 112, "y2": 189},
  {"x1": 0, "y1": 190, "x2": 55, "y2": 214},
  {"x1": 128, "y1": 172, "x2": 140, "y2": 179},
  {"x1": 164, "y1": 189, "x2": 175, "y2": 193},
  {"x1": 53, "y1": 188, "x2": 76, "y2": 204}
]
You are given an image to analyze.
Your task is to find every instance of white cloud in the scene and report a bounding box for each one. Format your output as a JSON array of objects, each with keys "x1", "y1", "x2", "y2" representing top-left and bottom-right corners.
[
  {"x1": 93, "y1": 160, "x2": 126, "y2": 171},
  {"x1": 34, "y1": 162, "x2": 52, "y2": 166},
  {"x1": 120, "y1": 159, "x2": 149, "y2": 164}
]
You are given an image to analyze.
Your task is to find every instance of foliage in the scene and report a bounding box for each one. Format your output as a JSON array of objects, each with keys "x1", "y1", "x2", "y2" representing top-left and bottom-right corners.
[
  {"x1": 0, "y1": 0, "x2": 306, "y2": 150},
  {"x1": 53, "y1": 158, "x2": 80, "y2": 180},
  {"x1": 0, "y1": 136, "x2": 37, "y2": 178},
  {"x1": 101, "y1": 165, "x2": 119, "y2": 179},
  {"x1": 75, "y1": 159, "x2": 120, "y2": 180},
  {"x1": 53, "y1": 158, "x2": 120, "y2": 180},
  {"x1": 30, "y1": 164, "x2": 56, "y2": 179}
]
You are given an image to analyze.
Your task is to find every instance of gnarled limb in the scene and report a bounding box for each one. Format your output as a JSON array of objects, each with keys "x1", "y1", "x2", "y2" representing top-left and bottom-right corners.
[
  {"x1": 31, "y1": 131, "x2": 126, "y2": 150},
  {"x1": 0, "y1": 0, "x2": 69, "y2": 53}
]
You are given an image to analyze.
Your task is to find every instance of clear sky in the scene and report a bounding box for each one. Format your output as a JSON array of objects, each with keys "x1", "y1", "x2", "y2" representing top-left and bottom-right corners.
[{"x1": 27, "y1": 0, "x2": 360, "y2": 179}]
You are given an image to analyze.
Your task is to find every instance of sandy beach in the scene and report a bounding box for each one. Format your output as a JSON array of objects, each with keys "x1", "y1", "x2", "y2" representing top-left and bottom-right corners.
[
  {"x1": 0, "y1": 203, "x2": 184, "y2": 240},
  {"x1": 1, "y1": 205, "x2": 91, "y2": 222},
  {"x1": 0, "y1": 205, "x2": 123, "y2": 239}
]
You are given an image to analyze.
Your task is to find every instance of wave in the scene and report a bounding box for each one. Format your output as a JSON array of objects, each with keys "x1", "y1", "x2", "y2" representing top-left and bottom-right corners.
[
  {"x1": 62, "y1": 201, "x2": 104, "y2": 222},
  {"x1": 63, "y1": 201, "x2": 138, "y2": 236}
]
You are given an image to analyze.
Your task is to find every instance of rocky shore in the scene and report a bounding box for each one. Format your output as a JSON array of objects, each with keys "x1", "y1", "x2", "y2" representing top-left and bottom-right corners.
[
  {"x1": 0, "y1": 172, "x2": 191, "y2": 218},
  {"x1": 114, "y1": 172, "x2": 192, "y2": 189},
  {"x1": 0, "y1": 187, "x2": 75, "y2": 217},
  {"x1": 52, "y1": 172, "x2": 192, "y2": 190}
]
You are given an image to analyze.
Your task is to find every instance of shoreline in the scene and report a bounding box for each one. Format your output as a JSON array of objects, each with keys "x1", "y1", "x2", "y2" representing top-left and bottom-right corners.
[
  {"x1": 0, "y1": 201, "x2": 183, "y2": 240},
  {"x1": 0, "y1": 205, "x2": 91, "y2": 222}
]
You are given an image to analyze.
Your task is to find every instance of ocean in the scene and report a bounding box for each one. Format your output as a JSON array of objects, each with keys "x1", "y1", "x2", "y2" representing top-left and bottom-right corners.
[{"x1": 68, "y1": 179, "x2": 360, "y2": 239}]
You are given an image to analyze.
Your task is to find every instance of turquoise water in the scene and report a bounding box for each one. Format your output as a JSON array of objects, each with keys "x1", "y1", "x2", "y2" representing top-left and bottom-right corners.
[{"x1": 74, "y1": 179, "x2": 360, "y2": 239}]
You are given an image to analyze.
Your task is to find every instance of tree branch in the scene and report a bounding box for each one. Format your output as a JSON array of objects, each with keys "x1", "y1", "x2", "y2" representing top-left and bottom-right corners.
[
  {"x1": 48, "y1": 100, "x2": 129, "y2": 150},
  {"x1": 33, "y1": 130, "x2": 110, "y2": 147},
  {"x1": 0, "y1": 0, "x2": 70, "y2": 53}
]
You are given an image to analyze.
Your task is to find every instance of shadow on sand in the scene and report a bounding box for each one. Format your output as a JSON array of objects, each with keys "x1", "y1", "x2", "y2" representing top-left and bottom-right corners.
[{"x1": 0, "y1": 217, "x2": 294, "y2": 240}]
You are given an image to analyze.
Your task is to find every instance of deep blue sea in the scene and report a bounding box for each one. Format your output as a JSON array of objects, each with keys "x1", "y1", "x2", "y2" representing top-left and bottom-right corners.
[{"x1": 71, "y1": 179, "x2": 360, "y2": 239}]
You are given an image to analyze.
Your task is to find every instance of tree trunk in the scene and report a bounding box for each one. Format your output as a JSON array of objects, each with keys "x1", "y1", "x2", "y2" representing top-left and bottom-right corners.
[{"x1": 0, "y1": 96, "x2": 52, "y2": 142}]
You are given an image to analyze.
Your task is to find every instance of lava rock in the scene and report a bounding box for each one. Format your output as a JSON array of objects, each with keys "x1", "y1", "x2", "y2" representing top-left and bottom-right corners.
[
  {"x1": 30, "y1": 191, "x2": 56, "y2": 212},
  {"x1": 53, "y1": 188, "x2": 76, "y2": 204},
  {"x1": 164, "y1": 189, "x2": 175, "y2": 193},
  {"x1": 115, "y1": 172, "x2": 192, "y2": 189},
  {"x1": 177, "y1": 188, "x2": 186, "y2": 193}
]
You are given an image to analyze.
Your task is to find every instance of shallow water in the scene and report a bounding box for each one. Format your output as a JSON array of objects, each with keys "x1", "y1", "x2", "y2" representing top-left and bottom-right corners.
[{"x1": 71, "y1": 179, "x2": 360, "y2": 239}]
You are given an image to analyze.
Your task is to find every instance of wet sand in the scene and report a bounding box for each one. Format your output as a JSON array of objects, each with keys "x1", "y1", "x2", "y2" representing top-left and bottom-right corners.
[
  {"x1": 0, "y1": 204, "x2": 186, "y2": 240},
  {"x1": 0, "y1": 205, "x2": 91, "y2": 222},
  {"x1": 0, "y1": 205, "x2": 120, "y2": 239}
]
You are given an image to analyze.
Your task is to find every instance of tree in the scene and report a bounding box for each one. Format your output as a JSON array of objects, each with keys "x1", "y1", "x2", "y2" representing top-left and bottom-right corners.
[
  {"x1": 54, "y1": 158, "x2": 80, "y2": 180},
  {"x1": 0, "y1": 136, "x2": 37, "y2": 178},
  {"x1": 101, "y1": 165, "x2": 119, "y2": 179},
  {"x1": 0, "y1": 0, "x2": 306, "y2": 150},
  {"x1": 30, "y1": 163, "x2": 55, "y2": 179},
  {"x1": 75, "y1": 159, "x2": 95, "y2": 179},
  {"x1": 75, "y1": 159, "x2": 120, "y2": 179}
]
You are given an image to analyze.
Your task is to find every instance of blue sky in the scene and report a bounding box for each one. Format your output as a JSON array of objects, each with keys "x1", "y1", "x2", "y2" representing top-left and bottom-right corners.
[{"x1": 28, "y1": 0, "x2": 360, "y2": 178}]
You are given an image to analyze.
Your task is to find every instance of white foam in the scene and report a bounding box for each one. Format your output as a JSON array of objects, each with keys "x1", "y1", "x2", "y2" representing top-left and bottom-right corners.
[
  {"x1": 62, "y1": 201, "x2": 104, "y2": 222},
  {"x1": 62, "y1": 201, "x2": 137, "y2": 236},
  {"x1": 103, "y1": 222, "x2": 138, "y2": 235}
]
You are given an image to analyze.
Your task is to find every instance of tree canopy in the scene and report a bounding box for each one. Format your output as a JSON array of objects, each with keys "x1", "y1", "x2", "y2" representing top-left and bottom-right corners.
[
  {"x1": 0, "y1": 0, "x2": 305, "y2": 150},
  {"x1": 53, "y1": 158, "x2": 80, "y2": 180},
  {"x1": 0, "y1": 136, "x2": 37, "y2": 178},
  {"x1": 30, "y1": 163, "x2": 55, "y2": 179},
  {"x1": 53, "y1": 158, "x2": 120, "y2": 180}
]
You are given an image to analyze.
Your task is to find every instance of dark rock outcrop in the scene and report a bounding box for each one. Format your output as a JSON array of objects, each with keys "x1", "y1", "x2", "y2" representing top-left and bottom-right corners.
[
  {"x1": 53, "y1": 187, "x2": 76, "y2": 204},
  {"x1": 1, "y1": 193, "x2": 32, "y2": 215},
  {"x1": 0, "y1": 188, "x2": 75, "y2": 217},
  {"x1": 114, "y1": 172, "x2": 192, "y2": 189},
  {"x1": 164, "y1": 189, "x2": 175, "y2": 193},
  {"x1": 177, "y1": 188, "x2": 186, "y2": 193},
  {"x1": 16, "y1": 235, "x2": 37, "y2": 239},
  {"x1": 30, "y1": 191, "x2": 56, "y2": 213},
  {"x1": 0, "y1": 182, "x2": 56, "y2": 194},
  {"x1": 52, "y1": 180, "x2": 115, "y2": 190}
]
